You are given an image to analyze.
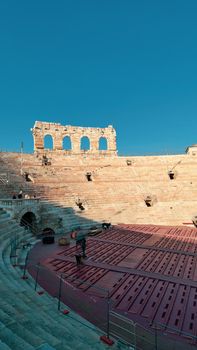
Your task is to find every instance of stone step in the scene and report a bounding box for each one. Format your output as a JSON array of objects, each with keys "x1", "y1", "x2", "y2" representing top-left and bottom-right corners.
[
  {"x1": 0, "y1": 340, "x2": 13, "y2": 350},
  {"x1": 35, "y1": 344, "x2": 57, "y2": 350},
  {"x1": 0, "y1": 322, "x2": 35, "y2": 350},
  {"x1": 9, "y1": 322, "x2": 45, "y2": 348}
]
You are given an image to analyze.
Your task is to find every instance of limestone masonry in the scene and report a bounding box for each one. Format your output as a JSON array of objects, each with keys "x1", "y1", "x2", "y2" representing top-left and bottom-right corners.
[
  {"x1": 1, "y1": 121, "x2": 197, "y2": 230},
  {"x1": 31, "y1": 121, "x2": 117, "y2": 155},
  {"x1": 1, "y1": 121, "x2": 197, "y2": 350}
]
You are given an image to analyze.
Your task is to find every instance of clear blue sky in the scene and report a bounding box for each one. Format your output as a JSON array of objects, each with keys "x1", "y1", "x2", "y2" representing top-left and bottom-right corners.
[{"x1": 0, "y1": 0, "x2": 197, "y2": 155}]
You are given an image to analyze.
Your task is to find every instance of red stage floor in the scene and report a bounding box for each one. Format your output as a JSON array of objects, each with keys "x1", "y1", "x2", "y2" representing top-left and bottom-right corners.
[{"x1": 28, "y1": 224, "x2": 197, "y2": 347}]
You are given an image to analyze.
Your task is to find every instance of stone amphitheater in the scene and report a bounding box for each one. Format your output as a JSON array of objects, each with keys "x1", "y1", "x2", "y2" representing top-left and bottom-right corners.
[{"x1": 1, "y1": 120, "x2": 197, "y2": 350}]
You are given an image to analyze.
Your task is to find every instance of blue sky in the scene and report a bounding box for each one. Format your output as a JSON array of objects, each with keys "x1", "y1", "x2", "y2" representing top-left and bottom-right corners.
[{"x1": 0, "y1": 0, "x2": 197, "y2": 155}]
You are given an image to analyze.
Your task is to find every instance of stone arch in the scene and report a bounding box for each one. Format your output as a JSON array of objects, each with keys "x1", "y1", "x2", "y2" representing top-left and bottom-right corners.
[
  {"x1": 42, "y1": 227, "x2": 55, "y2": 235},
  {"x1": 20, "y1": 211, "x2": 37, "y2": 234},
  {"x1": 62, "y1": 135, "x2": 72, "y2": 150},
  {"x1": 44, "y1": 134, "x2": 53, "y2": 150},
  {"x1": 18, "y1": 207, "x2": 38, "y2": 219},
  {"x1": 98, "y1": 136, "x2": 108, "y2": 150},
  {"x1": 32, "y1": 121, "x2": 117, "y2": 155},
  {"x1": 80, "y1": 136, "x2": 90, "y2": 151}
]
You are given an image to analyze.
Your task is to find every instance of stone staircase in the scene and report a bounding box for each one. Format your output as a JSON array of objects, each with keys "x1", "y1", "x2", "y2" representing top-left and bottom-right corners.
[{"x1": 0, "y1": 207, "x2": 121, "y2": 350}]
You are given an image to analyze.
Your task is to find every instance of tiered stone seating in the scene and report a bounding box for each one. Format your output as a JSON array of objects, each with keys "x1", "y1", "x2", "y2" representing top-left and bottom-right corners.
[
  {"x1": 1, "y1": 147, "x2": 197, "y2": 348},
  {"x1": 0, "y1": 208, "x2": 119, "y2": 350},
  {"x1": 21, "y1": 155, "x2": 197, "y2": 224},
  {"x1": 0, "y1": 152, "x2": 45, "y2": 198},
  {"x1": 1, "y1": 151, "x2": 197, "y2": 226}
]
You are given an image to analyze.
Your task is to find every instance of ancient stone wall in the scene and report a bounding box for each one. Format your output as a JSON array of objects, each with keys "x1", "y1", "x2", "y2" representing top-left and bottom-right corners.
[
  {"x1": 2, "y1": 122, "x2": 197, "y2": 227},
  {"x1": 31, "y1": 121, "x2": 117, "y2": 156}
]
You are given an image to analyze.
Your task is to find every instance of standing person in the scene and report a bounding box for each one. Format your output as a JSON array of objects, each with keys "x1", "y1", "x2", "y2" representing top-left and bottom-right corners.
[
  {"x1": 75, "y1": 240, "x2": 82, "y2": 266},
  {"x1": 81, "y1": 237, "x2": 87, "y2": 258},
  {"x1": 12, "y1": 193, "x2": 16, "y2": 199}
]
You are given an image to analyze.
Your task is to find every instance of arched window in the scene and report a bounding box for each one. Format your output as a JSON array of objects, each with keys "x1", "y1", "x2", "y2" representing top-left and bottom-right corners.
[
  {"x1": 80, "y1": 136, "x2": 90, "y2": 150},
  {"x1": 99, "y1": 137, "x2": 108, "y2": 150},
  {"x1": 63, "y1": 136, "x2": 72, "y2": 150},
  {"x1": 44, "y1": 135, "x2": 53, "y2": 150}
]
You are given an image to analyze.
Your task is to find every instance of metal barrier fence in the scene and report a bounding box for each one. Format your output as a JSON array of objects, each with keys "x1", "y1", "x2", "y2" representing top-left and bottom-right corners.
[
  {"x1": 27, "y1": 262, "x2": 111, "y2": 339},
  {"x1": 109, "y1": 311, "x2": 137, "y2": 349},
  {"x1": 109, "y1": 311, "x2": 197, "y2": 350},
  {"x1": 18, "y1": 254, "x2": 197, "y2": 350}
]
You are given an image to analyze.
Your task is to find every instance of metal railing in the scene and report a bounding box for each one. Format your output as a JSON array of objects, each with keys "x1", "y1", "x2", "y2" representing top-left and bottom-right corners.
[
  {"x1": 0, "y1": 198, "x2": 40, "y2": 209},
  {"x1": 10, "y1": 239, "x2": 197, "y2": 350},
  {"x1": 0, "y1": 173, "x2": 9, "y2": 185}
]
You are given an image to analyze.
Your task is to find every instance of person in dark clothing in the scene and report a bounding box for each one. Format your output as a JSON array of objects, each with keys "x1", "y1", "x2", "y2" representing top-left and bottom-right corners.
[
  {"x1": 81, "y1": 238, "x2": 87, "y2": 258},
  {"x1": 75, "y1": 253, "x2": 82, "y2": 265},
  {"x1": 75, "y1": 241, "x2": 82, "y2": 265},
  {"x1": 12, "y1": 194, "x2": 16, "y2": 199}
]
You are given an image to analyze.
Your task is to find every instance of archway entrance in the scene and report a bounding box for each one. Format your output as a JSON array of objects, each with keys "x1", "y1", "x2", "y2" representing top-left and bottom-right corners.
[
  {"x1": 42, "y1": 228, "x2": 55, "y2": 235},
  {"x1": 20, "y1": 212, "x2": 37, "y2": 234}
]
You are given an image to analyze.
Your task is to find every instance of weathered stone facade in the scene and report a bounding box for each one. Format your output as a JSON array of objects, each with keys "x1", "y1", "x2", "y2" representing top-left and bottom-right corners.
[
  {"x1": 2, "y1": 122, "x2": 197, "y2": 228},
  {"x1": 31, "y1": 121, "x2": 117, "y2": 156}
]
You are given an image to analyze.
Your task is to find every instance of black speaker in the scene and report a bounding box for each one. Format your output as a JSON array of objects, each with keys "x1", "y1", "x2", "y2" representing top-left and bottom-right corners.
[{"x1": 42, "y1": 236, "x2": 55, "y2": 244}]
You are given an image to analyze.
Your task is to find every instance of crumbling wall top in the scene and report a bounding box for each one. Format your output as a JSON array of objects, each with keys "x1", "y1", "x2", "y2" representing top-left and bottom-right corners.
[{"x1": 31, "y1": 121, "x2": 117, "y2": 156}]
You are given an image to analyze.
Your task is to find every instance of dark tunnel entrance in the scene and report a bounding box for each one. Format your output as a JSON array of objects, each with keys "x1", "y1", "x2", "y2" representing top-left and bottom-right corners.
[
  {"x1": 20, "y1": 212, "x2": 37, "y2": 234},
  {"x1": 42, "y1": 228, "x2": 55, "y2": 235}
]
